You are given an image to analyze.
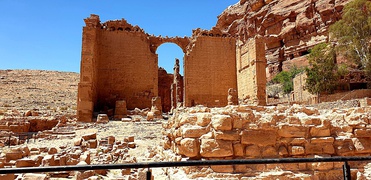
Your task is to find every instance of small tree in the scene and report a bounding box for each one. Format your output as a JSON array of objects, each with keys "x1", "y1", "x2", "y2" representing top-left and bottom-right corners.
[
  {"x1": 305, "y1": 43, "x2": 339, "y2": 102},
  {"x1": 330, "y1": 0, "x2": 371, "y2": 75},
  {"x1": 271, "y1": 65, "x2": 304, "y2": 101}
]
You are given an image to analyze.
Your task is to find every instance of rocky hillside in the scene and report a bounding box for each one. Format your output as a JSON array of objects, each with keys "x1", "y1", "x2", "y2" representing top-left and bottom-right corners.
[
  {"x1": 215, "y1": 0, "x2": 350, "y2": 78},
  {"x1": 0, "y1": 69, "x2": 79, "y2": 115}
]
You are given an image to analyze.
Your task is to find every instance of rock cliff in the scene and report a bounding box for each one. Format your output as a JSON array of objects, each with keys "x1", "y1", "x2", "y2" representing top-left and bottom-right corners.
[{"x1": 215, "y1": 0, "x2": 350, "y2": 79}]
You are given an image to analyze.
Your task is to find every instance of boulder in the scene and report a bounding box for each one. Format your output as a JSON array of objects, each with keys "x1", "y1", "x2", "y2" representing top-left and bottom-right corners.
[{"x1": 96, "y1": 114, "x2": 109, "y2": 123}]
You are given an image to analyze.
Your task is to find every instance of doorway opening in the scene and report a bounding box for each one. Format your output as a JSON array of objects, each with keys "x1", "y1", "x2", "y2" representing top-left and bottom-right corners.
[{"x1": 156, "y1": 43, "x2": 184, "y2": 112}]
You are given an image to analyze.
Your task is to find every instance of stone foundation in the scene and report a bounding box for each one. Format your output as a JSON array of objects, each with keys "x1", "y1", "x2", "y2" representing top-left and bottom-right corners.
[{"x1": 163, "y1": 105, "x2": 371, "y2": 178}]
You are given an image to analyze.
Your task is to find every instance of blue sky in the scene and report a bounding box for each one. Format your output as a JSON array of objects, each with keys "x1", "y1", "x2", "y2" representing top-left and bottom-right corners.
[{"x1": 0, "y1": 1, "x2": 238, "y2": 74}]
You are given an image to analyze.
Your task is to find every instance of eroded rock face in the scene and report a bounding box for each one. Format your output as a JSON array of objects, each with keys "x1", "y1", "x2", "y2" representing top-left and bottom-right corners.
[{"x1": 215, "y1": 0, "x2": 350, "y2": 79}]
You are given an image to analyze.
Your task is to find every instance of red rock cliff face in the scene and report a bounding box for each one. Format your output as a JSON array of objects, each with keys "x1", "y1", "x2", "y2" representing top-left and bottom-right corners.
[{"x1": 215, "y1": 0, "x2": 350, "y2": 79}]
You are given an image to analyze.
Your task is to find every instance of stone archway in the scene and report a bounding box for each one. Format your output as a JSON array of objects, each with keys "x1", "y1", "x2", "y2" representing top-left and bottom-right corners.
[
  {"x1": 149, "y1": 36, "x2": 190, "y2": 54},
  {"x1": 153, "y1": 40, "x2": 187, "y2": 112}
]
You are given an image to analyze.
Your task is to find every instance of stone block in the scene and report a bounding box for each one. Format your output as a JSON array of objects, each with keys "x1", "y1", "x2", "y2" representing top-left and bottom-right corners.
[
  {"x1": 78, "y1": 110, "x2": 93, "y2": 122},
  {"x1": 182, "y1": 126, "x2": 208, "y2": 138},
  {"x1": 108, "y1": 136, "x2": 115, "y2": 145},
  {"x1": 200, "y1": 139, "x2": 233, "y2": 158},
  {"x1": 214, "y1": 130, "x2": 240, "y2": 141},
  {"x1": 234, "y1": 164, "x2": 251, "y2": 173},
  {"x1": 353, "y1": 137, "x2": 371, "y2": 154},
  {"x1": 122, "y1": 168, "x2": 131, "y2": 175},
  {"x1": 196, "y1": 113, "x2": 212, "y2": 127},
  {"x1": 334, "y1": 138, "x2": 355, "y2": 156},
  {"x1": 290, "y1": 146, "x2": 305, "y2": 156},
  {"x1": 233, "y1": 143, "x2": 245, "y2": 157},
  {"x1": 354, "y1": 129, "x2": 371, "y2": 137},
  {"x1": 5, "y1": 152, "x2": 22, "y2": 162},
  {"x1": 97, "y1": 114, "x2": 109, "y2": 123},
  {"x1": 87, "y1": 140, "x2": 97, "y2": 148},
  {"x1": 82, "y1": 133, "x2": 96, "y2": 141},
  {"x1": 48, "y1": 147, "x2": 58, "y2": 155},
  {"x1": 278, "y1": 125, "x2": 307, "y2": 138},
  {"x1": 278, "y1": 146, "x2": 288, "y2": 157},
  {"x1": 42, "y1": 155, "x2": 56, "y2": 166},
  {"x1": 305, "y1": 143, "x2": 323, "y2": 155},
  {"x1": 310, "y1": 126, "x2": 330, "y2": 137},
  {"x1": 178, "y1": 138, "x2": 200, "y2": 157},
  {"x1": 115, "y1": 100, "x2": 127, "y2": 112},
  {"x1": 15, "y1": 158, "x2": 35, "y2": 167},
  {"x1": 304, "y1": 117, "x2": 322, "y2": 125},
  {"x1": 262, "y1": 146, "x2": 278, "y2": 158},
  {"x1": 210, "y1": 164, "x2": 234, "y2": 173},
  {"x1": 127, "y1": 136, "x2": 135, "y2": 142},
  {"x1": 22, "y1": 173, "x2": 48, "y2": 180},
  {"x1": 179, "y1": 115, "x2": 197, "y2": 126},
  {"x1": 323, "y1": 143, "x2": 335, "y2": 154},
  {"x1": 147, "y1": 112, "x2": 154, "y2": 121},
  {"x1": 241, "y1": 130, "x2": 276, "y2": 146},
  {"x1": 245, "y1": 145, "x2": 260, "y2": 158},
  {"x1": 0, "y1": 174, "x2": 14, "y2": 180},
  {"x1": 128, "y1": 142, "x2": 136, "y2": 148},
  {"x1": 211, "y1": 115, "x2": 232, "y2": 131},
  {"x1": 20, "y1": 146, "x2": 30, "y2": 157}
]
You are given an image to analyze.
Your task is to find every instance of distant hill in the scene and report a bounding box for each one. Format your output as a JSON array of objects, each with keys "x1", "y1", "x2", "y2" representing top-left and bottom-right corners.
[{"x1": 0, "y1": 69, "x2": 79, "y2": 114}]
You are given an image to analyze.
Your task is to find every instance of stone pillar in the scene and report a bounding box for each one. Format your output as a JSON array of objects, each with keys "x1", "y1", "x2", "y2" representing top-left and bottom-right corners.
[
  {"x1": 151, "y1": 96, "x2": 162, "y2": 118},
  {"x1": 114, "y1": 100, "x2": 127, "y2": 119},
  {"x1": 77, "y1": 14, "x2": 101, "y2": 122},
  {"x1": 171, "y1": 58, "x2": 182, "y2": 110},
  {"x1": 236, "y1": 36, "x2": 267, "y2": 106}
]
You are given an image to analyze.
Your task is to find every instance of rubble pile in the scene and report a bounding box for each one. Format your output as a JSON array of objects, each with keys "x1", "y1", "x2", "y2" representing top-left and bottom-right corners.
[{"x1": 163, "y1": 104, "x2": 371, "y2": 179}]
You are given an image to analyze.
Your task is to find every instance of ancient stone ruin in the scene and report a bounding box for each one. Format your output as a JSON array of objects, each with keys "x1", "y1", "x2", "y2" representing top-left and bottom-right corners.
[
  {"x1": 77, "y1": 14, "x2": 267, "y2": 122},
  {"x1": 5, "y1": 0, "x2": 371, "y2": 179}
]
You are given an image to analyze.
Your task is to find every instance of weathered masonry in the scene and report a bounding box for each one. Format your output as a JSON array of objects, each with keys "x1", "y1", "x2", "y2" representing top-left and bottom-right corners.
[{"x1": 77, "y1": 14, "x2": 266, "y2": 122}]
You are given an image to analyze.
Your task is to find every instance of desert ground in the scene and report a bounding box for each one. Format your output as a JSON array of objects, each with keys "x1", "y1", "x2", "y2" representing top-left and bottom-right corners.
[{"x1": 0, "y1": 69, "x2": 179, "y2": 179}]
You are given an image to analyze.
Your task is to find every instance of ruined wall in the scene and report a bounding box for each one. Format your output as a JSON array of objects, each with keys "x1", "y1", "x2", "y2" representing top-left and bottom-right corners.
[
  {"x1": 77, "y1": 15, "x2": 100, "y2": 122},
  {"x1": 293, "y1": 73, "x2": 312, "y2": 104},
  {"x1": 320, "y1": 89, "x2": 371, "y2": 103},
  {"x1": 163, "y1": 105, "x2": 371, "y2": 178},
  {"x1": 236, "y1": 37, "x2": 266, "y2": 105},
  {"x1": 158, "y1": 68, "x2": 173, "y2": 112},
  {"x1": 96, "y1": 27, "x2": 157, "y2": 110},
  {"x1": 184, "y1": 36, "x2": 237, "y2": 107},
  {"x1": 78, "y1": 14, "x2": 265, "y2": 122}
]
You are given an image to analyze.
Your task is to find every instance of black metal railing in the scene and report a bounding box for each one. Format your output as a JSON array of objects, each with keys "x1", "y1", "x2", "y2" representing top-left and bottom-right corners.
[
  {"x1": 0, "y1": 132, "x2": 37, "y2": 147},
  {"x1": 1, "y1": 156, "x2": 371, "y2": 180}
]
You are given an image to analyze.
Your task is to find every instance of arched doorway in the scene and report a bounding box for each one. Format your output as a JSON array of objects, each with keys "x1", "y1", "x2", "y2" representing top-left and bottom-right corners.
[{"x1": 156, "y1": 43, "x2": 184, "y2": 112}]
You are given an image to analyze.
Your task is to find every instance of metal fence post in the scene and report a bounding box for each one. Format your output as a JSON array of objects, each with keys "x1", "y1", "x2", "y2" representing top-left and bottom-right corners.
[
  {"x1": 343, "y1": 161, "x2": 351, "y2": 180},
  {"x1": 146, "y1": 168, "x2": 151, "y2": 180}
]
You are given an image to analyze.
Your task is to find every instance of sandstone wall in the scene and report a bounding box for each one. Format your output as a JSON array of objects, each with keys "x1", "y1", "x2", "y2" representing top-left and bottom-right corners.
[
  {"x1": 293, "y1": 73, "x2": 312, "y2": 104},
  {"x1": 159, "y1": 68, "x2": 175, "y2": 112},
  {"x1": 236, "y1": 37, "x2": 266, "y2": 105},
  {"x1": 163, "y1": 104, "x2": 371, "y2": 177},
  {"x1": 184, "y1": 36, "x2": 237, "y2": 107},
  {"x1": 96, "y1": 29, "x2": 157, "y2": 110}
]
